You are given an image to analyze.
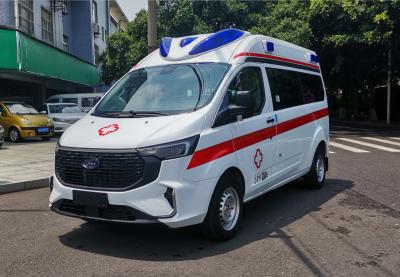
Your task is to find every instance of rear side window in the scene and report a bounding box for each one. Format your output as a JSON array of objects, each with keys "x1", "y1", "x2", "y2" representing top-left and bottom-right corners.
[
  {"x1": 62, "y1": 98, "x2": 78, "y2": 104},
  {"x1": 266, "y1": 68, "x2": 325, "y2": 111},
  {"x1": 47, "y1": 98, "x2": 59, "y2": 103}
]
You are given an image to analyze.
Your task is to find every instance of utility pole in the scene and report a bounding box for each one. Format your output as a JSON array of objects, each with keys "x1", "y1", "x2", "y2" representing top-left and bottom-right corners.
[
  {"x1": 386, "y1": 40, "x2": 392, "y2": 125},
  {"x1": 148, "y1": 0, "x2": 157, "y2": 53}
]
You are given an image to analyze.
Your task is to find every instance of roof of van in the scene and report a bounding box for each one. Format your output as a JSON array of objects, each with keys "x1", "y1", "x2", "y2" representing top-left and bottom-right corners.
[
  {"x1": 48, "y1": 93, "x2": 104, "y2": 98},
  {"x1": 134, "y1": 29, "x2": 320, "y2": 73}
]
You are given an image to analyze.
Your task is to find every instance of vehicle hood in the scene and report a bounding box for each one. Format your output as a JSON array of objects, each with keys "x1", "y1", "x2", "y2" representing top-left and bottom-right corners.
[
  {"x1": 59, "y1": 112, "x2": 205, "y2": 149},
  {"x1": 49, "y1": 113, "x2": 85, "y2": 120},
  {"x1": 19, "y1": 115, "x2": 50, "y2": 126}
]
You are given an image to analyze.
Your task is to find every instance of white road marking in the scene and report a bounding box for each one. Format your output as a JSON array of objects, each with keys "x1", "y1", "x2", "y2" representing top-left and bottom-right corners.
[
  {"x1": 389, "y1": 137, "x2": 400, "y2": 141},
  {"x1": 337, "y1": 138, "x2": 400, "y2": 153},
  {"x1": 329, "y1": 151, "x2": 335, "y2": 154},
  {"x1": 329, "y1": 142, "x2": 369, "y2": 153},
  {"x1": 362, "y1": 137, "x2": 400, "y2": 147}
]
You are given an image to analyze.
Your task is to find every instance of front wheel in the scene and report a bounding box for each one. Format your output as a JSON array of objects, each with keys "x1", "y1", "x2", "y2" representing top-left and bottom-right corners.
[
  {"x1": 9, "y1": 127, "x2": 21, "y2": 143},
  {"x1": 304, "y1": 146, "x2": 326, "y2": 189},
  {"x1": 202, "y1": 176, "x2": 243, "y2": 241}
]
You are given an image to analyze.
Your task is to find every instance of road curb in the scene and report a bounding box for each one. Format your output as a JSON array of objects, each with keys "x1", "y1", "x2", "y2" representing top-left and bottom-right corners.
[{"x1": 0, "y1": 178, "x2": 48, "y2": 195}]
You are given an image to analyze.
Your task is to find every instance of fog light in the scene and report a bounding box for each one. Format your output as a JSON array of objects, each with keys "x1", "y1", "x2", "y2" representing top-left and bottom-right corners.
[
  {"x1": 164, "y1": 187, "x2": 175, "y2": 209},
  {"x1": 49, "y1": 176, "x2": 54, "y2": 192}
]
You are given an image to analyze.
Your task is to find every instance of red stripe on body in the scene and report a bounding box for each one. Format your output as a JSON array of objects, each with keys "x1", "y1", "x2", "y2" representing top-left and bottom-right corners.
[
  {"x1": 187, "y1": 108, "x2": 328, "y2": 170},
  {"x1": 233, "y1": 52, "x2": 320, "y2": 70}
]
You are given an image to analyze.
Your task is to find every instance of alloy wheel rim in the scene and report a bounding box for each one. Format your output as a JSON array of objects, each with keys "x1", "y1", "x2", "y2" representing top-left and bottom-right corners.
[
  {"x1": 219, "y1": 187, "x2": 240, "y2": 231},
  {"x1": 10, "y1": 129, "x2": 18, "y2": 142},
  {"x1": 316, "y1": 156, "x2": 325, "y2": 183}
]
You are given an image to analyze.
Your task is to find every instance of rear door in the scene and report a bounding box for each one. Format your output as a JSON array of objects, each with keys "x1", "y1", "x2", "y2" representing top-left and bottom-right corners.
[
  {"x1": 265, "y1": 66, "x2": 326, "y2": 183},
  {"x1": 226, "y1": 65, "x2": 277, "y2": 199}
]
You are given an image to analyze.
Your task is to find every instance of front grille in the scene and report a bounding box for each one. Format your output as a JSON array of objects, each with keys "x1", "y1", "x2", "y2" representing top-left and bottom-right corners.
[{"x1": 55, "y1": 148, "x2": 145, "y2": 190}]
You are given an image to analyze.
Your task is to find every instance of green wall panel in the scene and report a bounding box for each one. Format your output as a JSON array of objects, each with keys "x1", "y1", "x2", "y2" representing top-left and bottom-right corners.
[
  {"x1": 0, "y1": 29, "x2": 18, "y2": 70},
  {"x1": 18, "y1": 33, "x2": 100, "y2": 86}
]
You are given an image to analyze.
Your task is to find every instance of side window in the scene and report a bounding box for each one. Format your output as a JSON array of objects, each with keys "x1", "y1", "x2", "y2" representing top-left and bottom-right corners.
[
  {"x1": 227, "y1": 67, "x2": 265, "y2": 119},
  {"x1": 299, "y1": 73, "x2": 325, "y2": 103},
  {"x1": 266, "y1": 68, "x2": 302, "y2": 110},
  {"x1": 47, "y1": 98, "x2": 59, "y2": 103},
  {"x1": 62, "y1": 98, "x2": 78, "y2": 104},
  {"x1": 266, "y1": 67, "x2": 325, "y2": 111},
  {"x1": 39, "y1": 105, "x2": 47, "y2": 114}
]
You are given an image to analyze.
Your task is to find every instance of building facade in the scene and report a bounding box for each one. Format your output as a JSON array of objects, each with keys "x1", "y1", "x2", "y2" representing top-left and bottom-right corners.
[{"x1": 0, "y1": 0, "x2": 128, "y2": 107}]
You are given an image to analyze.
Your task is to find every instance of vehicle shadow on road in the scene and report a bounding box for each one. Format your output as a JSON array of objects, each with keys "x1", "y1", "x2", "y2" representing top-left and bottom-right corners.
[{"x1": 59, "y1": 178, "x2": 353, "y2": 262}]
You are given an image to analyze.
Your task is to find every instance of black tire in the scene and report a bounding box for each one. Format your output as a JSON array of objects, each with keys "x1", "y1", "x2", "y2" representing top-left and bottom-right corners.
[
  {"x1": 201, "y1": 174, "x2": 243, "y2": 241},
  {"x1": 9, "y1": 127, "x2": 21, "y2": 143},
  {"x1": 304, "y1": 146, "x2": 326, "y2": 189},
  {"x1": 41, "y1": 136, "x2": 51, "y2": 141}
]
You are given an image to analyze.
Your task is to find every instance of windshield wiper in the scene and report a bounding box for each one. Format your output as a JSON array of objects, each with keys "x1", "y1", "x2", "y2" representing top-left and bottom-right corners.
[
  {"x1": 93, "y1": 110, "x2": 169, "y2": 118},
  {"x1": 127, "y1": 110, "x2": 169, "y2": 116}
]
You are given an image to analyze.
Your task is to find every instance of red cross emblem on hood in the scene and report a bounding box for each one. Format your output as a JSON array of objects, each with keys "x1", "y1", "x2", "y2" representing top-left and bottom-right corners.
[
  {"x1": 254, "y1": 148, "x2": 263, "y2": 169},
  {"x1": 98, "y1": 123, "x2": 119, "y2": 136}
]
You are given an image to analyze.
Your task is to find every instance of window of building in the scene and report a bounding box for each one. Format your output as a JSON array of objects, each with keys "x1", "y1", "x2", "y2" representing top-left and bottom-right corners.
[
  {"x1": 94, "y1": 44, "x2": 100, "y2": 65},
  {"x1": 18, "y1": 0, "x2": 34, "y2": 35},
  {"x1": 266, "y1": 68, "x2": 325, "y2": 111},
  {"x1": 41, "y1": 8, "x2": 54, "y2": 44},
  {"x1": 62, "y1": 35, "x2": 69, "y2": 51},
  {"x1": 92, "y1": 1, "x2": 98, "y2": 23},
  {"x1": 227, "y1": 67, "x2": 265, "y2": 119},
  {"x1": 102, "y1": 26, "x2": 104, "y2": 41}
]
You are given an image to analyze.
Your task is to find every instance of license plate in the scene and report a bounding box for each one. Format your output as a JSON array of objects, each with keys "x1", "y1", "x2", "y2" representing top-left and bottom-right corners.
[
  {"x1": 73, "y1": 191, "x2": 109, "y2": 208},
  {"x1": 37, "y1": 127, "x2": 49, "y2": 133}
]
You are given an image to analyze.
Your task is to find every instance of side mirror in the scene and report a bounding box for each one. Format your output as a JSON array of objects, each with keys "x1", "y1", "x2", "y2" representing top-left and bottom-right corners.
[{"x1": 229, "y1": 90, "x2": 252, "y2": 120}]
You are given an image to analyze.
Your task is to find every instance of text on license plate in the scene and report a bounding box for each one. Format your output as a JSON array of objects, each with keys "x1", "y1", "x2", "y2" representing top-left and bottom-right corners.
[{"x1": 37, "y1": 127, "x2": 49, "y2": 133}]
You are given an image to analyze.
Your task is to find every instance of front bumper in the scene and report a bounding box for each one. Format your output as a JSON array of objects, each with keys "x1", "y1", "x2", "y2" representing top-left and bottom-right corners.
[
  {"x1": 49, "y1": 157, "x2": 218, "y2": 228},
  {"x1": 20, "y1": 126, "x2": 54, "y2": 137}
]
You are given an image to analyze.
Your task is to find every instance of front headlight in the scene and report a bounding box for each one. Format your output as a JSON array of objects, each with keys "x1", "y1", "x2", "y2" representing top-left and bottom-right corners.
[
  {"x1": 137, "y1": 135, "x2": 199, "y2": 160},
  {"x1": 0, "y1": 125, "x2": 4, "y2": 132},
  {"x1": 21, "y1": 118, "x2": 32, "y2": 125}
]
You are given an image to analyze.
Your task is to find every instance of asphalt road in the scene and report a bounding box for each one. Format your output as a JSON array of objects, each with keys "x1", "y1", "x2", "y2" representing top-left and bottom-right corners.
[{"x1": 1, "y1": 125, "x2": 400, "y2": 277}]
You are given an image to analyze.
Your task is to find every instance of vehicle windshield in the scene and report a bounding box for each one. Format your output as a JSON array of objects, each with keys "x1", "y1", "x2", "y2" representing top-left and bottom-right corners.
[
  {"x1": 49, "y1": 104, "x2": 83, "y2": 114},
  {"x1": 93, "y1": 63, "x2": 230, "y2": 117},
  {"x1": 5, "y1": 103, "x2": 39, "y2": 115}
]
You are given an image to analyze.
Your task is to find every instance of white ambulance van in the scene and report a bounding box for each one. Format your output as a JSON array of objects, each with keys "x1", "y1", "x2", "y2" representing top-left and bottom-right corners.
[{"x1": 49, "y1": 29, "x2": 329, "y2": 241}]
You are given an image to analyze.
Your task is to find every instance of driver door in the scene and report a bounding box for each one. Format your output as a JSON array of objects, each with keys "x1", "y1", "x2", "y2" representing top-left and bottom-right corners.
[{"x1": 227, "y1": 66, "x2": 277, "y2": 199}]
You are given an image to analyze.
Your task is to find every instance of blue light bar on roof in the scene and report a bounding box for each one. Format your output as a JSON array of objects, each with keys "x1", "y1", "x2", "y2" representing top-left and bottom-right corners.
[
  {"x1": 160, "y1": 37, "x2": 172, "y2": 57},
  {"x1": 310, "y1": 54, "x2": 319, "y2": 63},
  {"x1": 189, "y1": 28, "x2": 245, "y2": 56},
  {"x1": 265, "y1": 41, "x2": 274, "y2": 53},
  {"x1": 180, "y1": 36, "x2": 198, "y2": 47}
]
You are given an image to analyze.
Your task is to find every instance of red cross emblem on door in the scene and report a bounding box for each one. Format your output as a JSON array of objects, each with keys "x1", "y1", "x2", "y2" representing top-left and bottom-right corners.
[
  {"x1": 254, "y1": 148, "x2": 263, "y2": 169},
  {"x1": 98, "y1": 123, "x2": 119, "y2": 136}
]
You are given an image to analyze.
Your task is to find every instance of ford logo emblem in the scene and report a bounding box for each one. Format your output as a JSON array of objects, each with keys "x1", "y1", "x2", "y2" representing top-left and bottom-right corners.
[{"x1": 82, "y1": 157, "x2": 100, "y2": 170}]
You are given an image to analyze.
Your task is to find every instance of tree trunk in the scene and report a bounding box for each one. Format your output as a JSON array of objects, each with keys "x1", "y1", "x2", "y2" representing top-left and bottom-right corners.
[{"x1": 386, "y1": 40, "x2": 392, "y2": 124}]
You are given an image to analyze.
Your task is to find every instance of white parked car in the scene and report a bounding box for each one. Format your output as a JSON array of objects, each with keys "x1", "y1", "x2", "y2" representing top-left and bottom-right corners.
[
  {"x1": 49, "y1": 29, "x2": 329, "y2": 241},
  {"x1": 39, "y1": 103, "x2": 86, "y2": 133},
  {"x1": 47, "y1": 93, "x2": 104, "y2": 112}
]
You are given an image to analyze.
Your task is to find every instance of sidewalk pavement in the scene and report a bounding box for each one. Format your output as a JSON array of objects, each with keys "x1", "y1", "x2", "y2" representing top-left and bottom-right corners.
[{"x1": 0, "y1": 139, "x2": 57, "y2": 194}]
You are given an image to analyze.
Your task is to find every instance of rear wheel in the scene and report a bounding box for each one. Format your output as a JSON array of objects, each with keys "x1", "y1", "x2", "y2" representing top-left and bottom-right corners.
[
  {"x1": 202, "y1": 175, "x2": 243, "y2": 241},
  {"x1": 9, "y1": 127, "x2": 21, "y2": 143},
  {"x1": 304, "y1": 146, "x2": 326, "y2": 189}
]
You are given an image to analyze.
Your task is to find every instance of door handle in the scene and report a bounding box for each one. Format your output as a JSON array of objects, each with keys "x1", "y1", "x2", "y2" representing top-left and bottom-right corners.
[{"x1": 266, "y1": 118, "x2": 275, "y2": 124}]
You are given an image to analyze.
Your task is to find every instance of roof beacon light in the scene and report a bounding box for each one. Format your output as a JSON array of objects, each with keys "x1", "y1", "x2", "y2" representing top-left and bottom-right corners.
[
  {"x1": 160, "y1": 37, "x2": 173, "y2": 57},
  {"x1": 180, "y1": 36, "x2": 198, "y2": 47},
  {"x1": 264, "y1": 41, "x2": 274, "y2": 53},
  {"x1": 189, "y1": 28, "x2": 245, "y2": 56},
  {"x1": 310, "y1": 54, "x2": 319, "y2": 63}
]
